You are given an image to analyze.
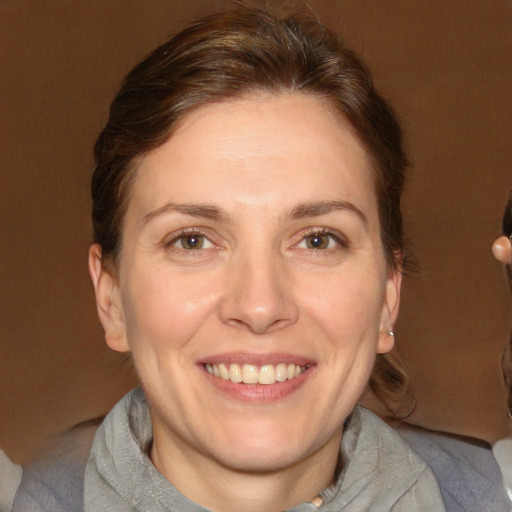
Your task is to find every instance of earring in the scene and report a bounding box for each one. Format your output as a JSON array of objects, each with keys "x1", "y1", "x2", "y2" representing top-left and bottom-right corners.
[{"x1": 387, "y1": 330, "x2": 395, "y2": 337}]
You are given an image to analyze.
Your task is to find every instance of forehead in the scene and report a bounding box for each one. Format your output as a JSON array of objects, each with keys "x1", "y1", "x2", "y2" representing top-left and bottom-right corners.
[{"x1": 129, "y1": 93, "x2": 377, "y2": 219}]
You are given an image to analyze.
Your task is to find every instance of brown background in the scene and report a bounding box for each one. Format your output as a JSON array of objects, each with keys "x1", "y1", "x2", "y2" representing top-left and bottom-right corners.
[{"x1": 1, "y1": 0, "x2": 511, "y2": 463}]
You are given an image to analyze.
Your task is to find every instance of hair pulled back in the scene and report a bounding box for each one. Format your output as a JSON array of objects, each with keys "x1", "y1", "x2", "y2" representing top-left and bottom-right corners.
[{"x1": 91, "y1": 6, "x2": 411, "y2": 417}]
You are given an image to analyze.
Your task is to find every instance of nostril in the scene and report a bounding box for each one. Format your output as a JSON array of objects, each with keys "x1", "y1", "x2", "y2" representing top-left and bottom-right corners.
[
  {"x1": 218, "y1": 261, "x2": 299, "y2": 333},
  {"x1": 222, "y1": 304, "x2": 299, "y2": 334}
]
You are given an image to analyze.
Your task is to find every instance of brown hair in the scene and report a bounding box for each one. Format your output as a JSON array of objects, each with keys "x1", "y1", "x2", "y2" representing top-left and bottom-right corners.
[
  {"x1": 499, "y1": 193, "x2": 512, "y2": 415},
  {"x1": 91, "y1": 6, "x2": 411, "y2": 417}
]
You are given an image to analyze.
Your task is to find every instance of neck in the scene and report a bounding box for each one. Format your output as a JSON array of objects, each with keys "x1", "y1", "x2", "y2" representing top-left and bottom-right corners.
[{"x1": 150, "y1": 428, "x2": 342, "y2": 512}]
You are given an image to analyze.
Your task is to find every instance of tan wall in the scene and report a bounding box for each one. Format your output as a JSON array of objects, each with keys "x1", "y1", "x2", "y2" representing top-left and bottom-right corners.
[{"x1": 1, "y1": 0, "x2": 511, "y2": 463}]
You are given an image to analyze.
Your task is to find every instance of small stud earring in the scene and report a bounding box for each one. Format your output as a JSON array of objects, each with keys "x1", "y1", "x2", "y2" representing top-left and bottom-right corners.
[{"x1": 387, "y1": 330, "x2": 395, "y2": 337}]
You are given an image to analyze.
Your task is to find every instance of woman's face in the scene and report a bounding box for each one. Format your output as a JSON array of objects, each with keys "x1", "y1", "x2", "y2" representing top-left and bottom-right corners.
[{"x1": 90, "y1": 94, "x2": 401, "y2": 477}]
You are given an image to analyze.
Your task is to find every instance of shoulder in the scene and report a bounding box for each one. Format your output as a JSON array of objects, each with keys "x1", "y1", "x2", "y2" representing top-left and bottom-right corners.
[
  {"x1": 12, "y1": 418, "x2": 101, "y2": 512},
  {"x1": 0, "y1": 449, "x2": 22, "y2": 512},
  {"x1": 331, "y1": 407, "x2": 446, "y2": 511},
  {"x1": 355, "y1": 407, "x2": 441, "y2": 477},
  {"x1": 398, "y1": 423, "x2": 511, "y2": 512}
]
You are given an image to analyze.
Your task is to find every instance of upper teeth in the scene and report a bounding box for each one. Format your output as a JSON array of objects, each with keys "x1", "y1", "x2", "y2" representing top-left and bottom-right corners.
[{"x1": 205, "y1": 363, "x2": 307, "y2": 385}]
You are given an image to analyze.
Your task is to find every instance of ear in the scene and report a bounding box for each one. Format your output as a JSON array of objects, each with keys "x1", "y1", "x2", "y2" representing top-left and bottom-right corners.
[
  {"x1": 492, "y1": 236, "x2": 512, "y2": 265},
  {"x1": 88, "y1": 244, "x2": 130, "y2": 353},
  {"x1": 377, "y1": 265, "x2": 402, "y2": 354}
]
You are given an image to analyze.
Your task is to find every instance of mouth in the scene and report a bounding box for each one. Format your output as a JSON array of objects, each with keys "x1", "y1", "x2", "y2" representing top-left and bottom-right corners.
[{"x1": 204, "y1": 362, "x2": 310, "y2": 385}]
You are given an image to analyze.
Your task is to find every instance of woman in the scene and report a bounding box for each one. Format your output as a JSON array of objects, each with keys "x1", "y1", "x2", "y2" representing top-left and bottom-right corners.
[
  {"x1": 86, "y1": 7, "x2": 445, "y2": 511},
  {"x1": 492, "y1": 193, "x2": 512, "y2": 505},
  {"x1": 493, "y1": 194, "x2": 512, "y2": 413},
  {"x1": 492, "y1": 194, "x2": 512, "y2": 277}
]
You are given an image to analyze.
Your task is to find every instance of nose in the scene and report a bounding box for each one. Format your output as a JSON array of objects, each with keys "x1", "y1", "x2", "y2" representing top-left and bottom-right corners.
[{"x1": 219, "y1": 250, "x2": 299, "y2": 334}]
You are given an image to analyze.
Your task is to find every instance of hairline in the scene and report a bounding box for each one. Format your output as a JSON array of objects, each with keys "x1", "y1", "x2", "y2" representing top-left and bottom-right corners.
[{"x1": 104, "y1": 89, "x2": 394, "y2": 269}]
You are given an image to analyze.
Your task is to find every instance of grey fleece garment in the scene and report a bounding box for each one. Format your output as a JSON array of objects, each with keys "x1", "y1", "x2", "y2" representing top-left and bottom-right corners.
[
  {"x1": 11, "y1": 419, "x2": 101, "y2": 512},
  {"x1": 398, "y1": 424, "x2": 511, "y2": 512},
  {"x1": 85, "y1": 388, "x2": 445, "y2": 511}
]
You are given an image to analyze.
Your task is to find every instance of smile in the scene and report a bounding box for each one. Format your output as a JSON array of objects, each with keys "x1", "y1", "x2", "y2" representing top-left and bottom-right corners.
[{"x1": 204, "y1": 363, "x2": 309, "y2": 385}]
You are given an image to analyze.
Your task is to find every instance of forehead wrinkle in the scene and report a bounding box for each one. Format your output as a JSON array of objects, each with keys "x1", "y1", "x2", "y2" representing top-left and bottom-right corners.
[
  {"x1": 142, "y1": 202, "x2": 229, "y2": 224},
  {"x1": 290, "y1": 200, "x2": 367, "y2": 225}
]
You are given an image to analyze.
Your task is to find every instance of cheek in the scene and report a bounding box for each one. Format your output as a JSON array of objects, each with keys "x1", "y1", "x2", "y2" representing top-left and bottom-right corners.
[
  {"x1": 121, "y1": 268, "x2": 221, "y2": 352},
  {"x1": 302, "y1": 270, "x2": 386, "y2": 340}
]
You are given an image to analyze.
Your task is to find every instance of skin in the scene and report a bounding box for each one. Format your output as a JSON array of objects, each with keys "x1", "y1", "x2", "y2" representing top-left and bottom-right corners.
[
  {"x1": 89, "y1": 93, "x2": 401, "y2": 512},
  {"x1": 493, "y1": 236, "x2": 512, "y2": 265}
]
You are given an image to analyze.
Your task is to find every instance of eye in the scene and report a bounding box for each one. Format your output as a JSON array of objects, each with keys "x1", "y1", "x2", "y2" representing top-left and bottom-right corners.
[
  {"x1": 296, "y1": 230, "x2": 346, "y2": 250},
  {"x1": 305, "y1": 233, "x2": 333, "y2": 249},
  {"x1": 169, "y1": 232, "x2": 214, "y2": 250}
]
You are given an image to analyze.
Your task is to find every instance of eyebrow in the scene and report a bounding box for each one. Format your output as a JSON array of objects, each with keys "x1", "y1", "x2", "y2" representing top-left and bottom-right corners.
[
  {"x1": 290, "y1": 200, "x2": 367, "y2": 224},
  {"x1": 142, "y1": 202, "x2": 228, "y2": 224},
  {"x1": 142, "y1": 199, "x2": 367, "y2": 225}
]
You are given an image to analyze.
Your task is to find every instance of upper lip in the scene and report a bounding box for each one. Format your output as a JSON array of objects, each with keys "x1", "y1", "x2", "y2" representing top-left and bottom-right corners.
[{"x1": 197, "y1": 352, "x2": 314, "y2": 367}]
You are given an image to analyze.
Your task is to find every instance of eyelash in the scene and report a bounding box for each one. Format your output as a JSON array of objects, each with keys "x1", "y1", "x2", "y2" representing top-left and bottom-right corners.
[{"x1": 163, "y1": 227, "x2": 349, "y2": 254}]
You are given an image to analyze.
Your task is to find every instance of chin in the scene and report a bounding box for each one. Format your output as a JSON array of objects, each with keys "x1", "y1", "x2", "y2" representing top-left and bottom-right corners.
[
  {"x1": 213, "y1": 445, "x2": 308, "y2": 475},
  {"x1": 205, "y1": 425, "x2": 323, "y2": 475}
]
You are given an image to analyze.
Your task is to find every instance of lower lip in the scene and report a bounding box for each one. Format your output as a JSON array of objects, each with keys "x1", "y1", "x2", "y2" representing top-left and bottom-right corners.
[{"x1": 201, "y1": 366, "x2": 313, "y2": 403}]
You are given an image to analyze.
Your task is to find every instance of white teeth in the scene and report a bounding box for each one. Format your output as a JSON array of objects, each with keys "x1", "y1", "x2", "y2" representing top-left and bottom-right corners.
[
  {"x1": 275, "y1": 363, "x2": 288, "y2": 382},
  {"x1": 206, "y1": 363, "x2": 307, "y2": 385},
  {"x1": 242, "y1": 365, "x2": 258, "y2": 384},
  {"x1": 258, "y1": 365, "x2": 275, "y2": 385},
  {"x1": 229, "y1": 363, "x2": 242, "y2": 383},
  {"x1": 219, "y1": 363, "x2": 229, "y2": 380}
]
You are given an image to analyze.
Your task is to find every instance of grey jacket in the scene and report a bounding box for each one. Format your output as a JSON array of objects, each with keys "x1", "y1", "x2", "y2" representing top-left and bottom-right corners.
[
  {"x1": 85, "y1": 388, "x2": 445, "y2": 511},
  {"x1": 398, "y1": 424, "x2": 512, "y2": 512}
]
